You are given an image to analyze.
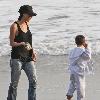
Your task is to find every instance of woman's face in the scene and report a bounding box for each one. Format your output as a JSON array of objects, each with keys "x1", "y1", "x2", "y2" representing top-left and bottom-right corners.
[{"x1": 23, "y1": 14, "x2": 32, "y2": 22}]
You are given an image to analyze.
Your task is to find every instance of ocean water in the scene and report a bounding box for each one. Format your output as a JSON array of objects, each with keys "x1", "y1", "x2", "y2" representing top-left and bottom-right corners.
[{"x1": 0, "y1": 0, "x2": 100, "y2": 56}]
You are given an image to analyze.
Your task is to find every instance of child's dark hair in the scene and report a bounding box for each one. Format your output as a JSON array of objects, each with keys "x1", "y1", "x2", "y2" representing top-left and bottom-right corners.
[{"x1": 75, "y1": 35, "x2": 85, "y2": 45}]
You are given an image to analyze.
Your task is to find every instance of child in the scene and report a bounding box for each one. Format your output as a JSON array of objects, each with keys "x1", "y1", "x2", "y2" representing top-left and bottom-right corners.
[{"x1": 66, "y1": 35, "x2": 92, "y2": 100}]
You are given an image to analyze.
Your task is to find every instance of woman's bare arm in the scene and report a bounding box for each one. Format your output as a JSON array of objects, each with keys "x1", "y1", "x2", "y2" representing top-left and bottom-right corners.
[{"x1": 9, "y1": 23, "x2": 25, "y2": 47}]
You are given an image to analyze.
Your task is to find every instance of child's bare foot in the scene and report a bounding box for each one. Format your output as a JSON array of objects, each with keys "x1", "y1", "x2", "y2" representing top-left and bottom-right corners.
[{"x1": 66, "y1": 95, "x2": 72, "y2": 100}]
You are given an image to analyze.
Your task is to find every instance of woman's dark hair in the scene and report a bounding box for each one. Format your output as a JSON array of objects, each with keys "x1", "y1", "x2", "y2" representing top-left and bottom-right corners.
[
  {"x1": 18, "y1": 13, "x2": 23, "y2": 21},
  {"x1": 18, "y1": 5, "x2": 37, "y2": 21},
  {"x1": 75, "y1": 35, "x2": 85, "y2": 45},
  {"x1": 18, "y1": 5, "x2": 25, "y2": 21}
]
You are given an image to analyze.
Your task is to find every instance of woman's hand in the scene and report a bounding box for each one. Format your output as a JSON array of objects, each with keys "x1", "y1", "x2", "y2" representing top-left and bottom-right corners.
[
  {"x1": 32, "y1": 51, "x2": 37, "y2": 62},
  {"x1": 20, "y1": 42, "x2": 26, "y2": 46},
  {"x1": 25, "y1": 42, "x2": 32, "y2": 50}
]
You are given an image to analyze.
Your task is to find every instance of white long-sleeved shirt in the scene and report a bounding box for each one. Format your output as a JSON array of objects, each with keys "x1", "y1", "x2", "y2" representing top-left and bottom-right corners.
[{"x1": 68, "y1": 47, "x2": 92, "y2": 75}]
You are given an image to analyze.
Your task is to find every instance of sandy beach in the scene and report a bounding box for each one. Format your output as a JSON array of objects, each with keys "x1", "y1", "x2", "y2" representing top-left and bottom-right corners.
[
  {"x1": 0, "y1": 54, "x2": 100, "y2": 100},
  {"x1": 0, "y1": 0, "x2": 100, "y2": 100}
]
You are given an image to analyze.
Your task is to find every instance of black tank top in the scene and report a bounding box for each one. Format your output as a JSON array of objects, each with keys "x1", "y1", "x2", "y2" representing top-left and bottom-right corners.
[{"x1": 11, "y1": 21, "x2": 33, "y2": 61}]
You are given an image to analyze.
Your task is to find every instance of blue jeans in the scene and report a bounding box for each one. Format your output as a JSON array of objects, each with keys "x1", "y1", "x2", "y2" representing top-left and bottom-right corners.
[{"x1": 7, "y1": 59, "x2": 37, "y2": 100}]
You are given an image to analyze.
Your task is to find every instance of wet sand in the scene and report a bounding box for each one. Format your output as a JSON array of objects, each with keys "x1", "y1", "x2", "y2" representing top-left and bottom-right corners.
[{"x1": 0, "y1": 54, "x2": 100, "y2": 100}]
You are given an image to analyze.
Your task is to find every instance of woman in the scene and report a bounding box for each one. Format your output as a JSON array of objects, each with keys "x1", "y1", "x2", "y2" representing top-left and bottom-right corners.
[{"x1": 7, "y1": 5, "x2": 37, "y2": 100}]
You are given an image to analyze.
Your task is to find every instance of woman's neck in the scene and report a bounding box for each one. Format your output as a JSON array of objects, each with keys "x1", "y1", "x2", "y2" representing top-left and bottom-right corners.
[{"x1": 17, "y1": 18, "x2": 27, "y2": 25}]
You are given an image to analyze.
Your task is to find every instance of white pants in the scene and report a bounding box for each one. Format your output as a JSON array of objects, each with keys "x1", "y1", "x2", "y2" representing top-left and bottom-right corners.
[{"x1": 67, "y1": 73, "x2": 85, "y2": 100}]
